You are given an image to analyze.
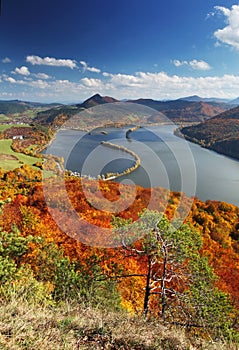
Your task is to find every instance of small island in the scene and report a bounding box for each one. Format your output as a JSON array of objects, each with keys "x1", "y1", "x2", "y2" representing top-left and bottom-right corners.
[
  {"x1": 126, "y1": 125, "x2": 141, "y2": 139},
  {"x1": 100, "y1": 141, "x2": 140, "y2": 180}
]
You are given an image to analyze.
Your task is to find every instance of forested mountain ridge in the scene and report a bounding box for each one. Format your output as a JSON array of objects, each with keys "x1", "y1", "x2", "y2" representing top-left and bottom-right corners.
[
  {"x1": 0, "y1": 99, "x2": 60, "y2": 115},
  {"x1": 180, "y1": 105, "x2": 239, "y2": 160},
  {"x1": 33, "y1": 94, "x2": 230, "y2": 128},
  {"x1": 129, "y1": 98, "x2": 229, "y2": 122}
]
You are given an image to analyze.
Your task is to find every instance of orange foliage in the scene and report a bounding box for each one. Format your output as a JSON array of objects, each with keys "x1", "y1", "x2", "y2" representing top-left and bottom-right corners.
[{"x1": 0, "y1": 168, "x2": 239, "y2": 311}]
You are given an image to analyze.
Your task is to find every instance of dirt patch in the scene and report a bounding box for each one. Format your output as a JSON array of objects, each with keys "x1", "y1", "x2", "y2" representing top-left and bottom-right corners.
[{"x1": 0, "y1": 153, "x2": 18, "y2": 160}]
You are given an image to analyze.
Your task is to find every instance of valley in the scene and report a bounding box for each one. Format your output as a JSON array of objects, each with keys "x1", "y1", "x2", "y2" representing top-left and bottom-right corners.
[{"x1": 0, "y1": 94, "x2": 239, "y2": 347}]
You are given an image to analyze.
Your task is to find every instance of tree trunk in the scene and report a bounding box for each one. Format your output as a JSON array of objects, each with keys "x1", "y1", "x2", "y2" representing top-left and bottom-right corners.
[
  {"x1": 143, "y1": 255, "x2": 152, "y2": 316},
  {"x1": 161, "y1": 242, "x2": 168, "y2": 321}
]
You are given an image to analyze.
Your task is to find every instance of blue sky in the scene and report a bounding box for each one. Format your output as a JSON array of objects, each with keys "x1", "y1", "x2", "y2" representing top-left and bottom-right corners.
[{"x1": 1, "y1": 0, "x2": 239, "y2": 102}]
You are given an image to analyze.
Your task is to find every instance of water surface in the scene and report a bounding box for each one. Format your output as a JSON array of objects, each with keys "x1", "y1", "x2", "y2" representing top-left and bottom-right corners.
[{"x1": 46, "y1": 125, "x2": 239, "y2": 207}]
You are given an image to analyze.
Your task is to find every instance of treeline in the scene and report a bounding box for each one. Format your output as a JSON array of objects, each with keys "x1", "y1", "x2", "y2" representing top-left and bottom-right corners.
[{"x1": 180, "y1": 109, "x2": 239, "y2": 160}]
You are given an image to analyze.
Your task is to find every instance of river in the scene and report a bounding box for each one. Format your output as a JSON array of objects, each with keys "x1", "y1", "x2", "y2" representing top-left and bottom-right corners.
[{"x1": 45, "y1": 125, "x2": 239, "y2": 207}]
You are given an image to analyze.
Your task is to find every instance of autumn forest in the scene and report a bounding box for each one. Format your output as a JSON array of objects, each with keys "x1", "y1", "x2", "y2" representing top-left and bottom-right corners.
[{"x1": 0, "y1": 96, "x2": 239, "y2": 349}]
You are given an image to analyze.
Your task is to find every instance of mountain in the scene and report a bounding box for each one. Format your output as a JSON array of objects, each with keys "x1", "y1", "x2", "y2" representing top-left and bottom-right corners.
[
  {"x1": 80, "y1": 93, "x2": 119, "y2": 109},
  {"x1": 34, "y1": 94, "x2": 230, "y2": 128},
  {"x1": 229, "y1": 97, "x2": 239, "y2": 105},
  {"x1": 179, "y1": 95, "x2": 230, "y2": 103},
  {"x1": 128, "y1": 97, "x2": 194, "y2": 111},
  {"x1": 180, "y1": 105, "x2": 239, "y2": 160},
  {"x1": 129, "y1": 98, "x2": 229, "y2": 122},
  {"x1": 0, "y1": 100, "x2": 60, "y2": 115},
  {"x1": 35, "y1": 94, "x2": 120, "y2": 127}
]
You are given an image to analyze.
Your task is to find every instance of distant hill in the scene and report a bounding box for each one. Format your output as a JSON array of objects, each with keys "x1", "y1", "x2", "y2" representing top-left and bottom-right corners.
[
  {"x1": 181, "y1": 105, "x2": 239, "y2": 160},
  {"x1": 80, "y1": 93, "x2": 119, "y2": 109},
  {"x1": 229, "y1": 97, "x2": 239, "y2": 105},
  {"x1": 34, "y1": 105, "x2": 83, "y2": 126},
  {"x1": 178, "y1": 95, "x2": 230, "y2": 103},
  {"x1": 129, "y1": 98, "x2": 229, "y2": 122},
  {"x1": 0, "y1": 100, "x2": 60, "y2": 115},
  {"x1": 34, "y1": 94, "x2": 119, "y2": 127},
  {"x1": 33, "y1": 94, "x2": 229, "y2": 129}
]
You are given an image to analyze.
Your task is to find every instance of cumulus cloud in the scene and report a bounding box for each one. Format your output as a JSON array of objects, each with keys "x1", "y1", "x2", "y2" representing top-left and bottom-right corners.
[
  {"x1": 26, "y1": 55, "x2": 77, "y2": 69},
  {"x1": 14, "y1": 66, "x2": 31, "y2": 76},
  {"x1": 214, "y1": 5, "x2": 239, "y2": 50},
  {"x1": 5, "y1": 76, "x2": 17, "y2": 83},
  {"x1": 81, "y1": 77, "x2": 103, "y2": 88},
  {"x1": 173, "y1": 59, "x2": 211, "y2": 70},
  {"x1": 4, "y1": 70, "x2": 239, "y2": 102},
  {"x1": 82, "y1": 71, "x2": 239, "y2": 100},
  {"x1": 172, "y1": 59, "x2": 188, "y2": 67},
  {"x1": 80, "y1": 61, "x2": 101, "y2": 73},
  {"x1": 2, "y1": 57, "x2": 11, "y2": 63},
  {"x1": 189, "y1": 60, "x2": 211, "y2": 70},
  {"x1": 35, "y1": 73, "x2": 51, "y2": 79}
]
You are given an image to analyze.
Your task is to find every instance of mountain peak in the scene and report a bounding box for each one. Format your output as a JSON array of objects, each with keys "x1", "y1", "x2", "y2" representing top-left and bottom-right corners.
[{"x1": 80, "y1": 94, "x2": 119, "y2": 108}]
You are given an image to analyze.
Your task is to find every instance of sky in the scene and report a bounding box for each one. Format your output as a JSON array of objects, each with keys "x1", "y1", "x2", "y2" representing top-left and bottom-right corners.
[{"x1": 1, "y1": 0, "x2": 239, "y2": 103}]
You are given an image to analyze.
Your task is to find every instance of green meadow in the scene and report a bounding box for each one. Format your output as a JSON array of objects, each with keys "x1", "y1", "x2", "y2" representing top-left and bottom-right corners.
[
  {"x1": 0, "y1": 124, "x2": 29, "y2": 132},
  {"x1": 0, "y1": 139, "x2": 41, "y2": 171}
]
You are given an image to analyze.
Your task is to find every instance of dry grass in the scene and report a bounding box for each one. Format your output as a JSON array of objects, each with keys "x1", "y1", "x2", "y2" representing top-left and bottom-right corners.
[{"x1": 0, "y1": 299, "x2": 238, "y2": 350}]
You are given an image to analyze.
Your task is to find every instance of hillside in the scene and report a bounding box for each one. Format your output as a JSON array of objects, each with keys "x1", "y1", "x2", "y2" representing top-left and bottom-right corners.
[
  {"x1": 0, "y1": 166, "x2": 239, "y2": 346},
  {"x1": 181, "y1": 105, "x2": 239, "y2": 160},
  {"x1": 33, "y1": 94, "x2": 229, "y2": 129},
  {"x1": 129, "y1": 98, "x2": 229, "y2": 122},
  {"x1": 0, "y1": 100, "x2": 60, "y2": 115},
  {"x1": 0, "y1": 300, "x2": 236, "y2": 350},
  {"x1": 178, "y1": 95, "x2": 230, "y2": 103},
  {"x1": 229, "y1": 97, "x2": 239, "y2": 105},
  {"x1": 80, "y1": 93, "x2": 119, "y2": 108}
]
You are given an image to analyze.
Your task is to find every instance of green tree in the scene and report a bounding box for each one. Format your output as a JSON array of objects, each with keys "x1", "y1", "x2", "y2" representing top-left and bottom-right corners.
[
  {"x1": 113, "y1": 210, "x2": 236, "y2": 339},
  {"x1": 53, "y1": 254, "x2": 121, "y2": 310}
]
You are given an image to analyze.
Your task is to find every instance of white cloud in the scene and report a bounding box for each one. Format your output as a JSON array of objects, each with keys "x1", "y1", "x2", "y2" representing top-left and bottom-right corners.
[
  {"x1": 3, "y1": 70, "x2": 239, "y2": 102},
  {"x1": 29, "y1": 79, "x2": 50, "y2": 89},
  {"x1": 87, "y1": 66, "x2": 101, "y2": 73},
  {"x1": 188, "y1": 60, "x2": 211, "y2": 70},
  {"x1": 173, "y1": 59, "x2": 211, "y2": 70},
  {"x1": 14, "y1": 66, "x2": 31, "y2": 76},
  {"x1": 172, "y1": 59, "x2": 187, "y2": 67},
  {"x1": 81, "y1": 77, "x2": 103, "y2": 88},
  {"x1": 82, "y1": 71, "x2": 239, "y2": 100},
  {"x1": 5, "y1": 77, "x2": 17, "y2": 83},
  {"x1": 35, "y1": 73, "x2": 51, "y2": 79},
  {"x1": 26, "y1": 55, "x2": 77, "y2": 69},
  {"x1": 80, "y1": 60, "x2": 101, "y2": 73},
  {"x1": 214, "y1": 5, "x2": 239, "y2": 50},
  {"x1": 2, "y1": 57, "x2": 11, "y2": 63},
  {"x1": 3, "y1": 75, "x2": 30, "y2": 85}
]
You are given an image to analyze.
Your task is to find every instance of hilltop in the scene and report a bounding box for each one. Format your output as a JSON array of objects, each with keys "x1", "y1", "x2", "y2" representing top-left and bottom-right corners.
[
  {"x1": 80, "y1": 93, "x2": 119, "y2": 108},
  {"x1": 181, "y1": 105, "x2": 239, "y2": 160}
]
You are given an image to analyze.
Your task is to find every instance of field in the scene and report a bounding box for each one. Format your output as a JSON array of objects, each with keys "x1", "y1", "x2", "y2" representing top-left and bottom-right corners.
[
  {"x1": 0, "y1": 114, "x2": 9, "y2": 121},
  {"x1": 0, "y1": 124, "x2": 29, "y2": 132},
  {"x1": 0, "y1": 139, "x2": 41, "y2": 171}
]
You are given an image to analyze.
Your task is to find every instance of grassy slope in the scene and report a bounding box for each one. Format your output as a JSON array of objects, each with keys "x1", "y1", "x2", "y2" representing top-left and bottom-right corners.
[
  {"x1": 0, "y1": 299, "x2": 237, "y2": 350},
  {"x1": 0, "y1": 140, "x2": 40, "y2": 171},
  {"x1": 0, "y1": 124, "x2": 29, "y2": 132}
]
